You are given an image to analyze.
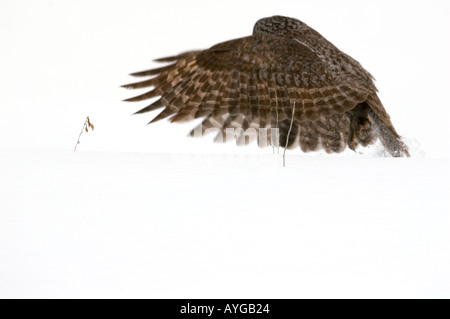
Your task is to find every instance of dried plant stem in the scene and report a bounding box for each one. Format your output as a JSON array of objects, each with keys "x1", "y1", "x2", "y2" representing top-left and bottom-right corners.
[
  {"x1": 283, "y1": 101, "x2": 296, "y2": 167},
  {"x1": 275, "y1": 90, "x2": 279, "y2": 154},
  {"x1": 74, "y1": 116, "x2": 94, "y2": 152}
]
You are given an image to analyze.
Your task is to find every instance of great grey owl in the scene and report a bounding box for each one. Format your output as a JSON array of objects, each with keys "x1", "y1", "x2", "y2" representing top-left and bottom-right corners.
[{"x1": 122, "y1": 15, "x2": 409, "y2": 157}]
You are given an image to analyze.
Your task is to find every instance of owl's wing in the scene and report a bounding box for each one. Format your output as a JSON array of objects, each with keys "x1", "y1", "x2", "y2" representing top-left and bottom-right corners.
[{"x1": 122, "y1": 34, "x2": 369, "y2": 147}]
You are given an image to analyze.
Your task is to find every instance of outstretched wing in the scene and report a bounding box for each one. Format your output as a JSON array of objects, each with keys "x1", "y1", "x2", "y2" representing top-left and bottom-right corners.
[{"x1": 122, "y1": 34, "x2": 370, "y2": 147}]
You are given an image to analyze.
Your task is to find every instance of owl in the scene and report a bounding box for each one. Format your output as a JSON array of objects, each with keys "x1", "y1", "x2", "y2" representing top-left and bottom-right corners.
[{"x1": 122, "y1": 15, "x2": 409, "y2": 157}]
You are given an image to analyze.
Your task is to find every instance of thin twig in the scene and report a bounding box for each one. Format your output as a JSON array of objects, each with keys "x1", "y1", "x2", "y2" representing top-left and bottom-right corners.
[
  {"x1": 275, "y1": 89, "x2": 279, "y2": 154},
  {"x1": 74, "y1": 116, "x2": 94, "y2": 152},
  {"x1": 283, "y1": 101, "x2": 296, "y2": 167}
]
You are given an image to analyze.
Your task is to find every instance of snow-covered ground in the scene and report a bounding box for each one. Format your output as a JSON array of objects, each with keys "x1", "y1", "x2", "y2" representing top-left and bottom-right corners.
[
  {"x1": 1, "y1": 1, "x2": 450, "y2": 298},
  {"x1": 1, "y1": 149, "x2": 449, "y2": 298}
]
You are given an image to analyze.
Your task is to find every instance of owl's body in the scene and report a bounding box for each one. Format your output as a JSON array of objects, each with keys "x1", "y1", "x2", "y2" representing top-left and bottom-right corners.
[{"x1": 123, "y1": 16, "x2": 409, "y2": 157}]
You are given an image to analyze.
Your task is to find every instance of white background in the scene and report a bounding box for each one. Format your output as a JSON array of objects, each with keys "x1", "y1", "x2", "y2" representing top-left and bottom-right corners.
[{"x1": 1, "y1": 0, "x2": 450, "y2": 298}]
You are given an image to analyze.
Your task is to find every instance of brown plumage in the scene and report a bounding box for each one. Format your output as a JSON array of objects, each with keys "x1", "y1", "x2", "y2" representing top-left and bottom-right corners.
[{"x1": 122, "y1": 15, "x2": 409, "y2": 157}]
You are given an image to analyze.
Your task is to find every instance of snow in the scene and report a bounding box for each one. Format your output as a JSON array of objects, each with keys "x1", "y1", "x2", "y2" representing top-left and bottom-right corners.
[
  {"x1": 1, "y1": 0, "x2": 450, "y2": 298},
  {"x1": 1, "y1": 149, "x2": 449, "y2": 298}
]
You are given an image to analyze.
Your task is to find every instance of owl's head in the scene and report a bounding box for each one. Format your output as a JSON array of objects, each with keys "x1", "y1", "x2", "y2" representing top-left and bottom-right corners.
[{"x1": 253, "y1": 16, "x2": 307, "y2": 36}]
